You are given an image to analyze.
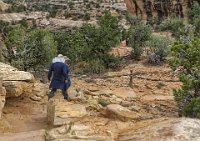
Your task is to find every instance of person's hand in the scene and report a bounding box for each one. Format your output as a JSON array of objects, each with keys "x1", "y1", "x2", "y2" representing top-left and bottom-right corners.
[{"x1": 65, "y1": 80, "x2": 68, "y2": 83}]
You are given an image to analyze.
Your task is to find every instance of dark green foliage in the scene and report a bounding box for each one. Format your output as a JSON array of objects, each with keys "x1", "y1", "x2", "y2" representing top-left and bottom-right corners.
[
  {"x1": 188, "y1": 2, "x2": 200, "y2": 23},
  {"x1": 19, "y1": 18, "x2": 28, "y2": 28},
  {"x1": 54, "y1": 11, "x2": 120, "y2": 74},
  {"x1": 127, "y1": 16, "x2": 152, "y2": 60},
  {"x1": 159, "y1": 18, "x2": 184, "y2": 38},
  {"x1": 188, "y1": 2, "x2": 200, "y2": 36},
  {"x1": 183, "y1": 97, "x2": 200, "y2": 118},
  {"x1": 170, "y1": 38, "x2": 200, "y2": 118},
  {"x1": 6, "y1": 4, "x2": 26, "y2": 13},
  {"x1": 5, "y1": 26, "x2": 57, "y2": 71},
  {"x1": 0, "y1": 21, "x2": 12, "y2": 39},
  {"x1": 64, "y1": 11, "x2": 71, "y2": 19},
  {"x1": 147, "y1": 35, "x2": 172, "y2": 64},
  {"x1": 48, "y1": 9, "x2": 57, "y2": 18},
  {"x1": 83, "y1": 13, "x2": 90, "y2": 21}
]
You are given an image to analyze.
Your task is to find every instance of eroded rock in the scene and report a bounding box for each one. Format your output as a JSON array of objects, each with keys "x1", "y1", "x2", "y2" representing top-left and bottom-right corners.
[
  {"x1": 46, "y1": 123, "x2": 112, "y2": 141},
  {"x1": 104, "y1": 104, "x2": 141, "y2": 121},
  {"x1": 117, "y1": 118, "x2": 200, "y2": 141},
  {"x1": 0, "y1": 63, "x2": 35, "y2": 97}
]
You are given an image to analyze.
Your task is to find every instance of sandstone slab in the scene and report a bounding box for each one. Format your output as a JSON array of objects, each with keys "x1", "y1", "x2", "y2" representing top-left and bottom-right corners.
[
  {"x1": 104, "y1": 104, "x2": 141, "y2": 121},
  {"x1": 117, "y1": 118, "x2": 200, "y2": 141},
  {"x1": 46, "y1": 123, "x2": 112, "y2": 141},
  {"x1": 47, "y1": 100, "x2": 87, "y2": 126},
  {"x1": 0, "y1": 71, "x2": 35, "y2": 82},
  {"x1": 3, "y1": 81, "x2": 34, "y2": 98}
]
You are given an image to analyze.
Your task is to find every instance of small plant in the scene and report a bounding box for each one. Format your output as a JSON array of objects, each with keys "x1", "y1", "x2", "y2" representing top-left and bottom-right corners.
[
  {"x1": 64, "y1": 11, "x2": 71, "y2": 19},
  {"x1": 156, "y1": 81, "x2": 165, "y2": 89},
  {"x1": 83, "y1": 13, "x2": 90, "y2": 21},
  {"x1": 147, "y1": 35, "x2": 172, "y2": 64}
]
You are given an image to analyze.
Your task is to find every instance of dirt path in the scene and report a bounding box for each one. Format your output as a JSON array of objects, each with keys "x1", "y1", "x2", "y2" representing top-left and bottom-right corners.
[{"x1": 0, "y1": 96, "x2": 50, "y2": 133}]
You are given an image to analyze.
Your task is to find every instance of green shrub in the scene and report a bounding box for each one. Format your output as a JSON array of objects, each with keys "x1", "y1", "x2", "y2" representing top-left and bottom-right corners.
[
  {"x1": 188, "y1": 2, "x2": 200, "y2": 23},
  {"x1": 147, "y1": 35, "x2": 172, "y2": 64},
  {"x1": 78, "y1": 60, "x2": 106, "y2": 74},
  {"x1": 64, "y1": 11, "x2": 71, "y2": 19},
  {"x1": 5, "y1": 26, "x2": 57, "y2": 71},
  {"x1": 159, "y1": 18, "x2": 184, "y2": 38},
  {"x1": 170, "y1": 38, "x2": 200, "y2": 118},
  {"x1": 128, "y1": 21, "x2": 152, "y2": 60},
  {"x1": 53, "y1": 11, "x2": 120, "y2": 74},
  {"x1": 183, "y1": 97, "x2": 200, "y2": 118},
  {"x1": 83, "y1": 13, "x2": 90, "y2": 21}
]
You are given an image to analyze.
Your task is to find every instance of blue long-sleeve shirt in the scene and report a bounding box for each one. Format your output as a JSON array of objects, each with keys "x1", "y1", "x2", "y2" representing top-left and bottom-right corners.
[{"x1": 48, "y1": 62, "x2": 69, "y2": 90}]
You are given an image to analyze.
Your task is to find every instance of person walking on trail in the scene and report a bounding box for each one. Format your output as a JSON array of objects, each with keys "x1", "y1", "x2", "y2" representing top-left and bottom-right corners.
[{"x1": 48, "y1": 54, "x2": 70, "y2": 100}]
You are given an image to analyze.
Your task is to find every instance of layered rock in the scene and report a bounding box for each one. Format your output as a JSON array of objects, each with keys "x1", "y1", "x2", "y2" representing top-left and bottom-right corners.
[
  {"x1": 124, "y1": 0, "x2": 192, "y2": 24},
  {"x1": 46, "y1": 123, "x2": 112, "y2": 141},
  {"x1": 0, "y1": 63, "x2": 35, "y2": 97},
  {"x1": 117, "y1": 118, "x2": 200, "y2": 141}
]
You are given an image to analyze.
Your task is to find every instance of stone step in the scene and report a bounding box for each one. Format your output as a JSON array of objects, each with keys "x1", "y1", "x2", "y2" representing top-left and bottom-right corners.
[{"x1": 47, "y1": 99, "x2": 87, "y2": 126}]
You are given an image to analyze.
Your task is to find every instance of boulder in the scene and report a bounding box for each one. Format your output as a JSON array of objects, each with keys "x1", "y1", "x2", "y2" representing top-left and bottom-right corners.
[
  {"x1": 0, "y1": 71, "x2": 35, "y2": 82},
  {"x1": 0, "y1": 63, "x2": 35, "y2": 97},
  {"x1": 117, "y1": 118, "x2": 200, "y2": 141},
  {"x1": 3, "y1": 81, "x2": 34, "y2": 98},
  {"x1": 47, "y1": 100, "x2": 87, "y2": 126},
  {"x1": 32, "y1": 82, "x2": 48, "y2": 98},
  {"x1": 104, "y1": 104, "x2": 141, "y2": 121},
  {"x1": 0, "y1": 78, "x2": 6, "y2": 119}
]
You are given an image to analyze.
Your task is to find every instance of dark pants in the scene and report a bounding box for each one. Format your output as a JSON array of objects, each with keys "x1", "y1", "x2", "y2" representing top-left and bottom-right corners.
[{"x1": 48, "y1": 88, "x2": 68, "y2": 100}]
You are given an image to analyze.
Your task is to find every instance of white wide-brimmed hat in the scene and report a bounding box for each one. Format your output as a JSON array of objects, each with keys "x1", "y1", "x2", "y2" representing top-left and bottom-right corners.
[{"x1": 57, "y1": 54, "x2": 64, "y2": 58}]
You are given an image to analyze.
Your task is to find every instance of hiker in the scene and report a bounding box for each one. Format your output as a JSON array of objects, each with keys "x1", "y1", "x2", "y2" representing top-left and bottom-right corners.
[
  {"x1": 63, "y1": 56, "x2": 71, "y2": 96},
  {"x1": 48, "y1": 54, "x2": 69, "y2": 100}
]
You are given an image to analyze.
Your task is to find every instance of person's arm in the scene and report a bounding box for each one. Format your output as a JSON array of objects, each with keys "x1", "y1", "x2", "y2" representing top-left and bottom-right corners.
[
  {"x1": 63, "y1": 64, "x2": 68, "y2": 83},
  {"x1": 48, "y1": 63, "x2": 54, "y2": 81}
]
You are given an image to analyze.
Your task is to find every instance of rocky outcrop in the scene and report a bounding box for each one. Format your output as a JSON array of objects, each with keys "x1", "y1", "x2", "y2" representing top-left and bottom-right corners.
[
  {"x1": 0, "y1": 63, "x2": 35, "y2": 97},
  {"x1": 0, "y1": 12, "x2": 46, "y2": 23},
  {"x1": 117, "y1": 118, "x2": 200, "y2": 141},
  {"x1": 27, "y1": 0, "x2": 127, "y2": 17},
  {"x1": 124, "y1": 0, "x2": 194, "y2": 24}
]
